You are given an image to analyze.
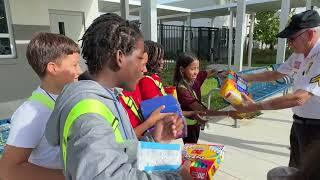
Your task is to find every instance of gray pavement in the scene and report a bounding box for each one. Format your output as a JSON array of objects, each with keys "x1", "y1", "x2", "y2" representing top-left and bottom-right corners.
[{"x1": 199, "y1": 106, "x2": 292, "y2": 179}]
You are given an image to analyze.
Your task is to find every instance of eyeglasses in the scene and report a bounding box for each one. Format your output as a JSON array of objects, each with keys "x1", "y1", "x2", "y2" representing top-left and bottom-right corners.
[{"x1": 288, "y1": 30, "x2": 308, "y2": 42}]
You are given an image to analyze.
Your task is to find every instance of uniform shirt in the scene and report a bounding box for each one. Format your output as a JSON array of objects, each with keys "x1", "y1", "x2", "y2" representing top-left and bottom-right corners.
[
  {"x1": 119, "y1": 85, "x2": 143, "y2": 128},
  {"x1": 139, "y1": 74, "x2": 164, "y2": 100},
  {"x1": 277, "y1": 40, "x2": 320, "y2": 119},
  {"x1": 177, "y1": 71, "x2": 208, "y2": 112},
  {"x1": 6, "y1": 87, "x2": 62, "y2": 169}
]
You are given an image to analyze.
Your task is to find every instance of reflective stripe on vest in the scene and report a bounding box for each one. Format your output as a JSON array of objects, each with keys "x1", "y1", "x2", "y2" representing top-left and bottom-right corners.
[
  {"x1": 177, "y1": 83, "x2": 198, "y2": 101},
  {"x1": 62, "y1": 99, "x2": 124, "y2": 168},
  {"x1": 145, "y1": 75, "x2": 167, "y2": 95},
  {"x1": 185, "y1": 117, "x2": 198, "y2": 125},
  {"x1": 28, "y1": 92, "x2": 55, "y2": 110},
  {"x1": 121, "y1": 96, "x2": 143, "y2": 121}
]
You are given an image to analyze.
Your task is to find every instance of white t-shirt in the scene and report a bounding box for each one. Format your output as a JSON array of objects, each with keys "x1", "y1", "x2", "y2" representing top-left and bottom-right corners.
[
  {"x1": 6, "y1": 87, "x2": 62, "y2": 169},
  {"x1": 278, "y1": 40, "x2": 320, "y2": 119}
]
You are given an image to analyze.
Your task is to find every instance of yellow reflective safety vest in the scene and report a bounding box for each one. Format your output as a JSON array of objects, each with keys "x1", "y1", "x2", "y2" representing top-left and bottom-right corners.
[
  {"x1": 62, "y1": 99, "x2": 124, "y2": 168},
  {"x1": 121, "y1": 95, "x2": 143, "y2": 121},
  {"x1": 28, "y1": 92, "x2": 55, "y2": 110},
  {"x1": 145, "y1": 75, "x2": 167, "y2": 96}
]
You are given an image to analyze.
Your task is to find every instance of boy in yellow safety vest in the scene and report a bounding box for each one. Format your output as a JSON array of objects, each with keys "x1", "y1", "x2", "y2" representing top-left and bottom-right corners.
[{"x1": 0, "y1": 33, "x2": 82, "y2": 180}]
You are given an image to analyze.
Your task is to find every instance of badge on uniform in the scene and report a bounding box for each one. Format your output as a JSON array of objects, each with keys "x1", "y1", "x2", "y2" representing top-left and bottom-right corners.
[
  {"x1": 304, "y1": 62, "x2": 314, "y2": 75},
  {"x1": 294, "y1": 61, "x2": 301, "y2": 69},
  {"x1": 310, "y1": 74, "x2": 320, "y2": 86}
]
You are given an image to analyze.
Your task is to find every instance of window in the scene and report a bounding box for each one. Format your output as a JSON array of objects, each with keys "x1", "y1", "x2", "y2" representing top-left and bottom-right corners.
[{"x1": 0, "y1": 0, "x2": 16, "y2": 58}]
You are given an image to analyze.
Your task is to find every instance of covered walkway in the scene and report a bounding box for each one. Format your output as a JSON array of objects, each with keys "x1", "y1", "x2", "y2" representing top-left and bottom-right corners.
[{"x1": 110, "y1": 0, "x2": 320, "y2": 71}]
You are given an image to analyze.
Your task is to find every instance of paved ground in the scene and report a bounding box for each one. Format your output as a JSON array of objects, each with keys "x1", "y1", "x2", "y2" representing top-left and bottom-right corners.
[{"x1": 194, "y1": 96, "x2": 293, "y2": 180}]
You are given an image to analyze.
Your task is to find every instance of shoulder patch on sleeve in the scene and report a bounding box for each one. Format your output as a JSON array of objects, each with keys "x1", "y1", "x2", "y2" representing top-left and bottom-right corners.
[{"x1": 310, "y1": 74, "x2": 320, "y2": 86}]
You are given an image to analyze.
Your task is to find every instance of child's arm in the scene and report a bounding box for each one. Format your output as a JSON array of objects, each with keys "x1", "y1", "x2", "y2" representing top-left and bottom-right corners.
[
  {"x1": 182, "y1": 110, "x2": 206, "y2": 118},
  {"x1": 187, "y1": 101, "x2": 242, "y2": 119},
  {"x1": 134, "y1": 105, "x2": 174, "y2": 138},
  {"x1": 0, "y1": 145, "x2": 64, "y2": 180},
  {"x1": 205, "y1": 110, "x2": 241, "y2": 118},
  {"x1": 206, "y1": 69, "x2": 219, "y2": 78},
  {"x1": 206, "y1": 69, "x2": 228, "y2": 79}
]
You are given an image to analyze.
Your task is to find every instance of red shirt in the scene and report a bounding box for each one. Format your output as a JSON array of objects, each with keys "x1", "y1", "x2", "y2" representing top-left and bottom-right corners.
[
  {"x1": 139, "y1": 74, "x2": 164, "y2": 100},
  {"x1": 177, "y1": 71, "x2": 208, "y2": 112},
  {"x1": 119, "y1": 85, "x2": 143, "y2": 128}
]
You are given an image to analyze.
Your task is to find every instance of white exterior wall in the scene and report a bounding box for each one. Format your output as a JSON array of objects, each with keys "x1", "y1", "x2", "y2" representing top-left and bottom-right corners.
[
  {"x1": 0, "y1": 0, "x2": 100, "y2": 104},
  {"x1": 10, "y1": 0, "x2": 49, "y2": 25},
  {"x1": 10, "y1": 0, "x2": 99, "y2": 27},
  {"x1": 211, "y1": 16, "x2": 229, "y2": 28},
  {"x1": 48, "y1": 0, "x2": 99, "y2": 28}
]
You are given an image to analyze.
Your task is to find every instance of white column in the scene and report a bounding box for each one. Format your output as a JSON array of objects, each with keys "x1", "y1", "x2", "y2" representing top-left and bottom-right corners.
[
  {"x1": 141, "y1": 0, "x2": 157, "y2": 42},
  {"x1": 120, "y1": 0, "x2": 129, "y2": 20},
  {"x1": 185, "y1": 15, "x2": 192, "y2": 51},
  {"x1": 248, "y1": 13, "x2": 255, "y2": 68},
  {"x1": 182, "y1": 20, "x2": 186, "y2": 52},
  {"x1": 210, "y1": 18, "x2": 215, "y2": 63},
  {"x1": 228, "y1": 10, "x2": 234, "y2": 68},
  {"x1": 276, "y1": 0, "x2": 290, "y2": 64},
  {"x1": 234, "y1": 0, "x2": 246, "y2": 72},
  {"x1": 306, "y1": 0, "x2": 312, "y2": 10},
  {"x1": 158, "y1": 19, "x2": 162, "y2": 45}
]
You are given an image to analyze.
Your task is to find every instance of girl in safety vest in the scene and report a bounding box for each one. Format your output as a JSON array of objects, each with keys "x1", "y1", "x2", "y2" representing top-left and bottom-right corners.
[
  {"x1": 139, "y1": 41, "x2": 166, "y2": 100},
  {"x1": 126, "y1": 42, "x2": 201, "y2": 138},
  {"x1": 119, "y1": 49, "x2": 171, "y2": 138},
  {"x1": 173, "y1": 52, "x2": 241, "y2": 144}
]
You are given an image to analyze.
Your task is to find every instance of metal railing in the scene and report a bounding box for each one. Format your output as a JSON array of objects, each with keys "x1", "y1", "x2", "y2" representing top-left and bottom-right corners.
[{"x1": 158, "y1": 24, "x2": 235, "y2": 62}]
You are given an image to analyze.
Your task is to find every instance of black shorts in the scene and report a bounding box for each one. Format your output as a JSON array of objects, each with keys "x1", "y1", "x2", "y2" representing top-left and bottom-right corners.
[{"x1": 289, "y1": 115, "x2": 320, "y2": 168}]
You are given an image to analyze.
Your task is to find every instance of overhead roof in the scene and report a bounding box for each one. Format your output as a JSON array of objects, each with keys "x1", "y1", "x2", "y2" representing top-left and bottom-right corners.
[
  {"x1": 98, "y1": 0, "x2": 190, "y2": 17},
  {"x1": 98, "y1": 0, "x2": 320, "y2": 21},
  {"x1": 191, "y1": 0, "x2": 320, "y2": 18}
]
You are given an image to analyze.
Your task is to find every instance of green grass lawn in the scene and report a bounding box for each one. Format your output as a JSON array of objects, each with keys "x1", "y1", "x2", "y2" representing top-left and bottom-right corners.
[{"x1": 200, "y1": 78, "x2": 229, "y2": 110}]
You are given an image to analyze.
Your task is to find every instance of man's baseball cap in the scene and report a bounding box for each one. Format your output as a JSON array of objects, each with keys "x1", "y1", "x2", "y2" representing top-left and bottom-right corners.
[{"x1": 277, "y1": 10, "x2": 320, "y2": 38}]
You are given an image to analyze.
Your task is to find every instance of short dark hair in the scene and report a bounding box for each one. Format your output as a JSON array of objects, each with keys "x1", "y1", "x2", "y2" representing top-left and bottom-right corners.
[
  {"x1": 78, "y1": 70, "x2": 92, "y2": 81},
  {"x1": 173, "y1": 52, "x2": 198, "y2": 85},
  {"x1": 26, "y1": 32, "x2": 80, "y2": 78},
  {"x1": 144, "y1": 40, "x2": 164, "y2": 74},
  {"x1": 81, "y1": 13, "x2": 143, "y2": 74}
]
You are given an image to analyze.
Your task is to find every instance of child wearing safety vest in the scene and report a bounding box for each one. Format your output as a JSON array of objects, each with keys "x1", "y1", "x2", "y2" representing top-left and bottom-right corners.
[
  {"x1": 136, "y1": 41, "x2": 203, "y2": 138},
  {"x1": 44, "y1": 13, "x2": 191, "y2": 179},
  {"x1": 0, "y1": 33, "x2": 81, "y2": 180},
  {"x1": 139, "y1": 41, "x2": 167, "y2": 100},
  {"x1": 119, "y1": 48, "x2": 171, "y2": 138},
  {"x1": 173, "y1": 52, "x2": 241, "y2": 144}
]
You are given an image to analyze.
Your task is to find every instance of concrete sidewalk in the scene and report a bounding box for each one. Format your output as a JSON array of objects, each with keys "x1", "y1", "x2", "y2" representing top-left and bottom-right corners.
[{"x1": 201, "y1": 108, "x2": 292, "y2": 180}]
